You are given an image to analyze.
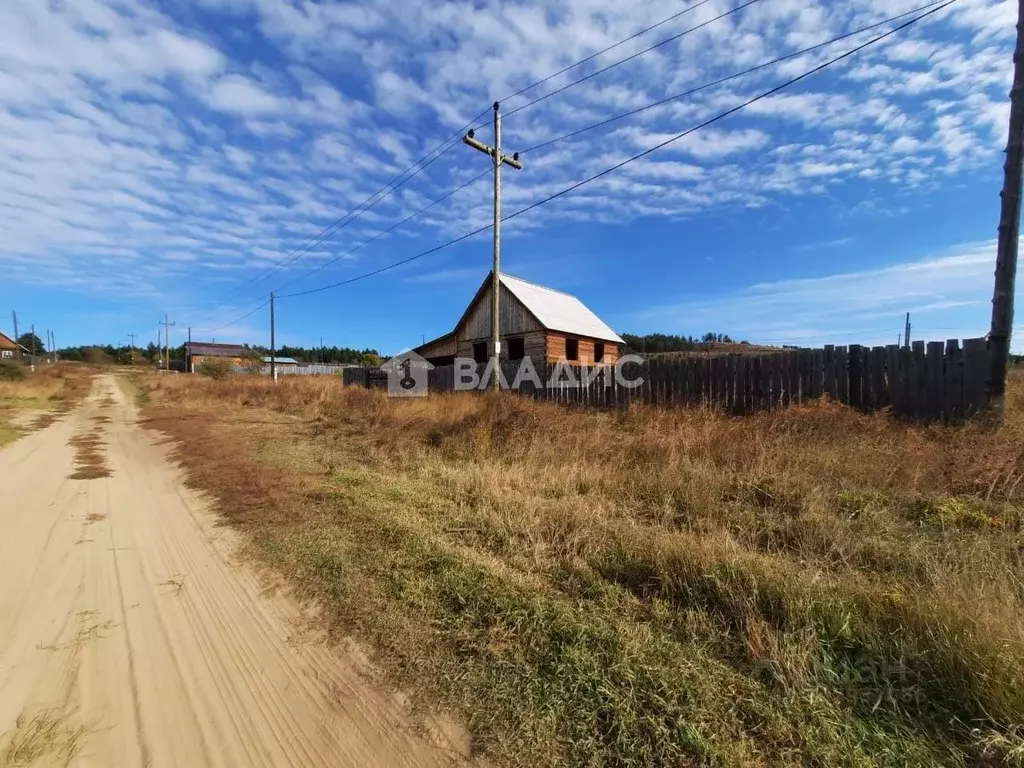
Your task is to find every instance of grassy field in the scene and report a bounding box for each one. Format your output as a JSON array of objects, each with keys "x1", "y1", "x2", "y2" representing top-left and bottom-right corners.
[
  {"x1": 0, "y1": 364, "x2": 91, "y2": 446},
  {"x1": 140, "y1": 373, "x2": 1024, "y2": 767}
]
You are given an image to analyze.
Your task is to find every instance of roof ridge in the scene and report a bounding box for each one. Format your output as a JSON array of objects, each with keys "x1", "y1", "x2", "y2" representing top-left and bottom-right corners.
[{"x1": 499, "y1": 272, "x2": 578, "y2": 299}]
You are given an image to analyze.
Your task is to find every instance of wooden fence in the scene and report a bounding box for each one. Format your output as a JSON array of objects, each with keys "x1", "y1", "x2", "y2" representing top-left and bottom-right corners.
[{"x1": 343, "y1": 338, "x2": 992, "y2": 422}]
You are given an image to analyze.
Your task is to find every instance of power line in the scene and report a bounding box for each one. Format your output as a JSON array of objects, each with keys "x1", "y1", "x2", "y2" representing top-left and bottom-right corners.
[
  {"x1": 221, "y1": 1, "x2": 727, "y2": 297},
  {"x1": 520, "y1": 0, "x2": 949, "y2": 154},
  {"x1": 475, "y1": 0, "x2": 764, "y2": 128},
  {"x1": 192, "y1": 298, "x2": 271, "y2": 334},
  {"x1": 278, "y1": 1, "x2": 953, "y2": 300},
  {"x1": 501, "y1": 2, "x2": 955, "y2": 226},
  {"x1": 227, "y1": 108, "x2": 489, "y2": 293},
  {"x1": 502, "y1": 0, "x2": 717, "y2": 103},
  {"x1": 270, "y1": 168, "x2": 491, "y2": 295}
]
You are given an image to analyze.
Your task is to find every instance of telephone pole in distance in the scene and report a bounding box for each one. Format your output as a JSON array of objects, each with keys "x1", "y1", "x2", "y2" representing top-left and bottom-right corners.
[
  {"x1": 463, "y1": 101, "x2": 523, "y2": 390},
  {"x1": 270, "y1": 293, "x2": 277, "y2": 382},
  {"x1": 11, "y1": 311, "x2": 19, "y2": 363},
  {"x1": 161, "y1": 314, "x2": 176, "y2": 373}
]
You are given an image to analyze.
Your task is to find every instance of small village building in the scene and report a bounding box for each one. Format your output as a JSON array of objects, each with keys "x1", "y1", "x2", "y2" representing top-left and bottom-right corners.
[
  {"x1": 184, "y1": 342, "x2": 247, "y2": 371},
  {"x1": 0, "y1": 331, "x2": 28, "y2": 360},
  {"x1": 415, "y1": 272, "x2": 623, "y2": 367},
  {"x1": 263, "y1": 356, "x2": 299, "y2": 366}
]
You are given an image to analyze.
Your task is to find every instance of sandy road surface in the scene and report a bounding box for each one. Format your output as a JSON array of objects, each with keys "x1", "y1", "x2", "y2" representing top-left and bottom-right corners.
[{"x1": 0, "y1": 375, "x2": 469, "y2": 767}]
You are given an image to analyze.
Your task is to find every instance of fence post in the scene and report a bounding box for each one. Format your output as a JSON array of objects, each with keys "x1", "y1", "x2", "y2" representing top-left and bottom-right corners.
[
  {"x1": 945, "y1": 339, "x2": 963, "y2": 423},
  {"x1": 911, "y1": 341, "x2": 927, "y2": 419},
  {"x1": 871, "y1": 346, "x2": 886, "y2": 409},
  {"x1": 848, "y1": 345, "x2": 863, "y2": 407},
  {"x1": 962, "y1": 338, "x2": 988, "y2": 416},
  {"x1": 885, "y1": 344, "x2": 901, "y2": 411},
  {"x1": 926, "y1": 341, "x2": 945, "y2": 421}
]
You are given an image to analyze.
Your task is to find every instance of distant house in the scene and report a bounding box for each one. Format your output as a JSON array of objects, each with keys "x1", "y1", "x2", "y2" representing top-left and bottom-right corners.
[
  {"x1": 262, "y1": 356, "x2": 299, "y2": 366},
  {"x1": 185, "y1": 342, "x2": 247, "y2": 372},
  {"x1": 416, "y1": 271, "x2": 623, "y2": 366},
  {"x1": 0, "y1": 331, "x2": 28, "y2": 360}
]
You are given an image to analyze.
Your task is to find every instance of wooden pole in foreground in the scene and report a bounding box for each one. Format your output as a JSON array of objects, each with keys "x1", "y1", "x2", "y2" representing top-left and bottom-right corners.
[{"x1": 988, "y1": 0, "x2": 1024, "y2": 418}]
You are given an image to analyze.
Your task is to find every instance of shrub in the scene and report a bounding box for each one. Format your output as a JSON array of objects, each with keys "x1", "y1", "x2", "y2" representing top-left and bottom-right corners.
[
  {"x1": 197, "y1": 360, "x2": 231, "y2": 379},
  {"x1": 0, "y1": 359, "x2": 26, "y2": 381}
]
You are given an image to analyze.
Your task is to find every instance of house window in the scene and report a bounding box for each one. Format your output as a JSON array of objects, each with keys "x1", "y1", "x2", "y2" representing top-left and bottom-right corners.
[
  {"x1": 507, "y1": 337, "x2": 525, "y2": 361},
  {"x1": 473, "y1": 342, "x2": 488, "y2": 364},
  {"x1": 594, "y1": 342, "x2": 605, "y2": 363},
  {"x1": 565, "y1": 338, "x2": 579, "y2": 361}
]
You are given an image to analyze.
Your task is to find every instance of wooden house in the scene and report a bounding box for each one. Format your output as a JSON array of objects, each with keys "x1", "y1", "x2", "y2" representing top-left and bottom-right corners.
[
  {"x1": 0, "y1": 331, "x2": 27, "y2": 360},
  {"x1": 185, "y1": 342, "x2": 247, "y2": 371},
  {"x1": 415, "y1": 272, "x2": 623, "y2": 366}
]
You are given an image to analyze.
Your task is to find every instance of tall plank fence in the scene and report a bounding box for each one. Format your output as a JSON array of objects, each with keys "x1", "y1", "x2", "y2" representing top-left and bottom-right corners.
[{"x1": 343, "y1": 338, "x2": 992, "y2": 423}]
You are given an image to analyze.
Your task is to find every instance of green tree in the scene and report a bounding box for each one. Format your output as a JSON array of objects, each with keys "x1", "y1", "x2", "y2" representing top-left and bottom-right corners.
[{"x1": 17, "y1": 332, "x2": 45, "y2": 354}]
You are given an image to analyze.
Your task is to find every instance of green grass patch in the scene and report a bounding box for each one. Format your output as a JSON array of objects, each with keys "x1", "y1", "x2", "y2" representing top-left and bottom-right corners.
[{"x1": 251, "y1": 466, "x2": 1003, "y2": 767}]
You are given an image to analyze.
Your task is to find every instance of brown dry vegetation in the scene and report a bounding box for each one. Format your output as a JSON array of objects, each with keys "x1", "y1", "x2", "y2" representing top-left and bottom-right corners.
[
  {"x1": 0, "y1": 364, "x2": 92, "y2": 447},
  {"x1": 67, "y1": 428, "x2": 111, "y2": 480},
  {"x1": 139, "y1": 373, "x2": 1024, "y2": 767}
]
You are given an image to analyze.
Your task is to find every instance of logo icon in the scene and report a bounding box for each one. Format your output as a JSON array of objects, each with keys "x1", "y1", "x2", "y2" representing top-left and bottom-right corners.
[{"x1": 381, "y1": 349, "x2": 433, "y2": 397}]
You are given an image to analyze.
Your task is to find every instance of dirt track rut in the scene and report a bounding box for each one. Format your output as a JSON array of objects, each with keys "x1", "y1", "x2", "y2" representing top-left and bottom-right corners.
[{"x1": 0, "y1": 375, "x2": 468, "y2": 767}]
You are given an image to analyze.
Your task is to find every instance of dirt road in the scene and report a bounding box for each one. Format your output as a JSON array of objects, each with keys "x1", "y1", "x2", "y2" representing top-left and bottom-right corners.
[{"x1": 0, "y1": 375, "x2": 468, "y2": 767}]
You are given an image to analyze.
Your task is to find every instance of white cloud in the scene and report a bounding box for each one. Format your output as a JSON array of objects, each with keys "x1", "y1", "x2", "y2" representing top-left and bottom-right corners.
[
  {"x1": 206, "y1": 74, "x2": 286, "y2": 114},
  {"x1": 0, "y1": 0, "x2": 1013, "y2": 328},
  {"x1": 634, "y1": 240, "x2": 1002, "y2": 346}
]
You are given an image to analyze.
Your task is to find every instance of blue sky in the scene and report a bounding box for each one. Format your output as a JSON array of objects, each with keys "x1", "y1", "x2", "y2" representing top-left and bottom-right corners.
[{"x1": 0, "y1": 0, "x2": 1018, "y2": 354}]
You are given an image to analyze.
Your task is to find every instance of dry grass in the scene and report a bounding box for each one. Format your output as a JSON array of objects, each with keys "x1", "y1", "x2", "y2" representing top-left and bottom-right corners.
[
  {"x1": 0, "y1": 364, "x2": 92, "y2": 448},
  {"x1": 67, "y1": 428, "x2": 112, "y2": 481},
  {"x1": 0, "y1": 710, "x2": 87, "y2": 767},
  {"x1": 141, "y1": 373, "x2": 1024, "y2": 767}
]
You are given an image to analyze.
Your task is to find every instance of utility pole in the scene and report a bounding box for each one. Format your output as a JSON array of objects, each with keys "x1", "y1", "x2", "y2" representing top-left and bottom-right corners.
[
  {"x1": 128, "y1": 332, "x2": 136, "y2": 364},
  {"x1": 989, "y1": 0, "x2": 1024, "y2": 418},
  {"x1": 464, "y1": 101, "x2": 523, "y2": 390},
  {"x1": 187, "y1": 327, "x2": 192, "y2": 373},
  {"x1": 904, "y1": 312, "x2": 911, "y2": 349},
  {"x1": 30, "y1": 323, "x2": 36, "y2": 372},
  {"x1": 161, "y1": 314, "x2": 176, "y2": 373},
  {"x1": 11, "y1": 311, "x2": 19, "y2": 363},
  {"x1": 50, "y1": 331, "x2": 57, "y2": 364},
  {"x1": 270, "y1": 292, "x2": 277, "y2": 382}
]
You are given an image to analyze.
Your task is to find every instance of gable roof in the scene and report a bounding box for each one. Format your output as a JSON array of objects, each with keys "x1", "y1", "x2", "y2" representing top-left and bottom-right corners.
[
  {"x1": 498, "y1": 273, "x2": 624, "y2": 344},
  {"x1": 0, "y1": 331, "x2": 28, "y2": 352}
]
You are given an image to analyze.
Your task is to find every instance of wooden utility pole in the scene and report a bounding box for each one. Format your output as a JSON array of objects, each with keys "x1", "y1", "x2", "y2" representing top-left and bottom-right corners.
[
  {"x1": 187, "y1": 327, "x2": 192, "y2": 372},
  {"x1": 904, "y1": 312, "x2": 911, "y2": 349},
  {"x1": 270, "y1": 292, "x2": 277, "y2": 382},
  {"x1": 11, "y1": 311, "x2": 19, "y2": 363},
  {"x1": 30, "y1": 323, "x2": 36, "y2": 371},
  {"x1": 989, "y1": 0, "x2": 1024, "y2": 418},
  {"x1": 161, "y1": 314, "x2": 176, "y2": 373},
  {"x1": 463, "y1": 102, "x2": 523, "y2": 389}
]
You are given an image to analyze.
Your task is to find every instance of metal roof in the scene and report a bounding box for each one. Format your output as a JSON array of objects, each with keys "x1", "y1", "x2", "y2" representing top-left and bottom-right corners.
[
  {"x1": 263, "y1": 356, "x2": 298, "y2": 364},
  {"x1": 499, "y1": 274, "x2": 624, "y2": 344}
]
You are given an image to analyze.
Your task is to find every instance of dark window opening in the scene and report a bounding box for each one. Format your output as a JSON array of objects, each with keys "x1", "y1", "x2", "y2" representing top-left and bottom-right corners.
[
  {"x1": 594, "y1": 342, "x2": 605, "y2": 363},
  {"x1": 565, "y1": 338, "x2": 579, "y2": 361},
  {"x1": 507, "y1": 337, "x2": 525, "y2": 361},
  {"x1": 473, "y1": 342, "x2": 488, "y2": 364}
]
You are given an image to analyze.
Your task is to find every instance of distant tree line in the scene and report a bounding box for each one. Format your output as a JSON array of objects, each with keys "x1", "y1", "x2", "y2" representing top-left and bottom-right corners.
[
  {"x1": 243, "y1": 345, "x2": 382, "y2": 366},
  {"x1": 53, "y1": 342, "x2": 382, "y2": 367},
  {"x1": 622, "y1": 332, "x2": 741, "y2": 355}
]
